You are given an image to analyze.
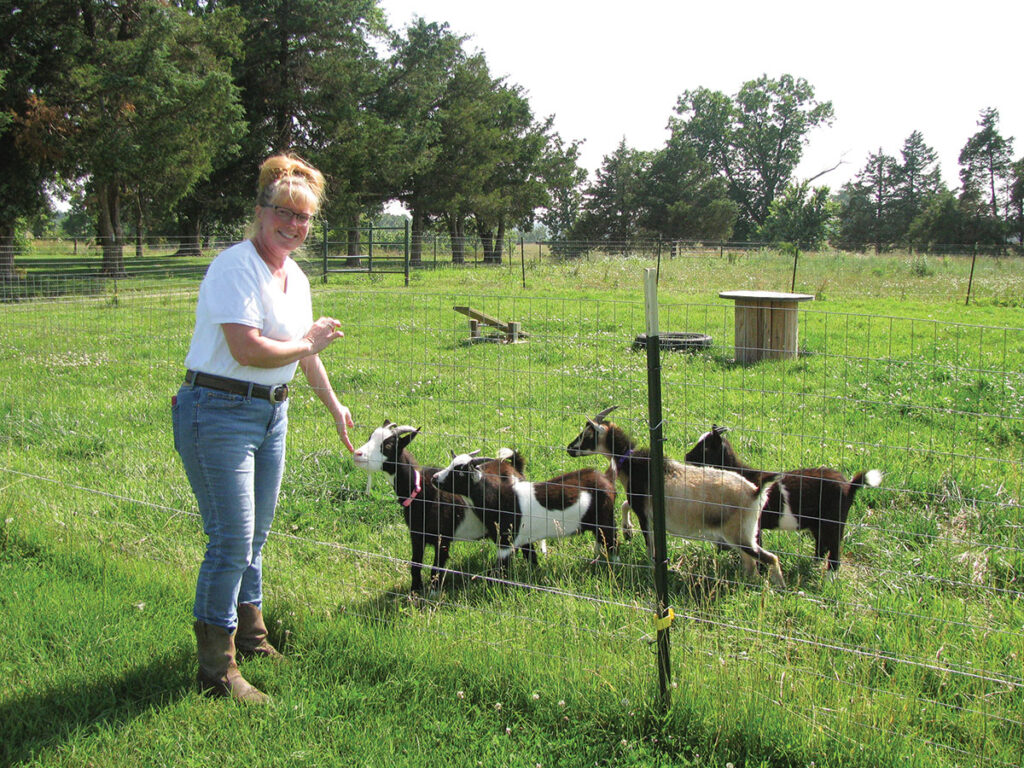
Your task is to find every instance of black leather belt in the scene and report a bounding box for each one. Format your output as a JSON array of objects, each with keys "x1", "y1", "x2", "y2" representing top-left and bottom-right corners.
[{"x1": 185, "y1": 369, "x2": 288, "y2": 403}]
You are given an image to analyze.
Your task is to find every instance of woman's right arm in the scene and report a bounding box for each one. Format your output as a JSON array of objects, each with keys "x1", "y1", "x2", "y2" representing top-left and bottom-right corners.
[{"x1": 221, "y1": 317, "x2": 343, "y2": 369}]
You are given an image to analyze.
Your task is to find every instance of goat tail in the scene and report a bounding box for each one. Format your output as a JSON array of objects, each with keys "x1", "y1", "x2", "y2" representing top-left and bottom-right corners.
[
  {"x1": 851, "y1": 469, "x2": 883, "y2": 489},
  {"x1": 846, "y1": 468, "x2": 883, "y2": 505},
  {"x1": 847, "y1": 468, "x2": 880, "y2": 493}
]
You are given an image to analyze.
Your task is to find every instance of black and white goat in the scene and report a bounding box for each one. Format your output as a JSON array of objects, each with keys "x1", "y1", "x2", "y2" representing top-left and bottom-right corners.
[
  {"x1": 352, "y1": 421, "x2": 536, "y2": 592},
  {"x1": 566, "y1": 407, "x2": 786, "y2": 589},
  {"x1": 430, "y1": 451, "x2": 619, "y2": 566},
  {"x1": 685, "y1": 425, "x2": 882, "y2": 571}
]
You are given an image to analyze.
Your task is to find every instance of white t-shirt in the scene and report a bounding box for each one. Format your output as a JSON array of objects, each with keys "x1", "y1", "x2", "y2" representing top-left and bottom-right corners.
[{"x1": 184, "y1": 240, "x2": 313, "y2": 386}]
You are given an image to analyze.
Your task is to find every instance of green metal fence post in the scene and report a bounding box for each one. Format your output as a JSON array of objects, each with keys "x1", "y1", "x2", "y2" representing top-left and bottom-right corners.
[{"x1": 643, "y1": 268, "x2": 672, "y2": 710}]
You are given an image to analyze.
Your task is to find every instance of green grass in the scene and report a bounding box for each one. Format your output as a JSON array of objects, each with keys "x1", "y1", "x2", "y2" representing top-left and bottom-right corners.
[{"x1": 1, "y1": 251, "x2": 1023, "y2": 767}]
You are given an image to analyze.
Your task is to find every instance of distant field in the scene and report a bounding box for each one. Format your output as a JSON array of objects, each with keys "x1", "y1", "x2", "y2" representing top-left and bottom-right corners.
[{"x1": 1, "y1": 252, "x2": 1022, "y2": 767}]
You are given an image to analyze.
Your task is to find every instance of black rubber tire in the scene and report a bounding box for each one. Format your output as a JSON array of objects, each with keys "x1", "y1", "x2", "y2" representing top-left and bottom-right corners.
[{"x1": 632, "y1": 332, "x2": 712, "y2": 352}]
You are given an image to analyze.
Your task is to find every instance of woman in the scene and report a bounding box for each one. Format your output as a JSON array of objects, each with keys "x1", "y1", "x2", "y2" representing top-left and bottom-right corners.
[{"x1": 172, "y1": 153, "x2": 354, "y2": 703}]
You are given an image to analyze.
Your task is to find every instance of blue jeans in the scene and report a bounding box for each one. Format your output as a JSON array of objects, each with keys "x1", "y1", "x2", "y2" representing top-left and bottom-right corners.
[{"x1": 172, "y1": 383, "x2": 289, "y2": 632}]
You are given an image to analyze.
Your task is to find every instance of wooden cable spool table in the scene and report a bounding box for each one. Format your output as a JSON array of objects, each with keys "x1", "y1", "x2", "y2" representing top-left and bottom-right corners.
[{"x1": 718, "y1": 290, "x2": 814, "y2": 362}]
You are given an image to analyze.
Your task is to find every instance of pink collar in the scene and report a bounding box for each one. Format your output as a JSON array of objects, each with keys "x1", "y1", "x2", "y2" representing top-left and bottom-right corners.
[{"x1": 401, "y1": 469, "x2": 421, "y2": 507}]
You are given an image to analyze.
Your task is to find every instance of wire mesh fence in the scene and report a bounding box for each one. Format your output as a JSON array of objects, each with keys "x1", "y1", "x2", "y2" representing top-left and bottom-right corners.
[{"x1": 1, "y1": 267, "x2": 1022, "y2": 764}]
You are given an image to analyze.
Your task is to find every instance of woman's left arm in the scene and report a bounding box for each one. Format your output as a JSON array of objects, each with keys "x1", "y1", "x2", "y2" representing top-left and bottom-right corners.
[{"x1": 299, "y1": 354, "x2": 355, "y2": 452}]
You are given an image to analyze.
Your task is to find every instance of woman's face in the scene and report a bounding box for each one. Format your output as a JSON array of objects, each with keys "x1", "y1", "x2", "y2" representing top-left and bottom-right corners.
[{"x1": 255, "y1": 193, "x2": 316, "y2": 257}]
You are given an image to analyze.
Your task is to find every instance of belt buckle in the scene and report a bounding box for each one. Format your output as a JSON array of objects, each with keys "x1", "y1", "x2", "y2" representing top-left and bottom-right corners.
[{"x1": 268, "y1": 383, "x2": 288, "y2": 403}]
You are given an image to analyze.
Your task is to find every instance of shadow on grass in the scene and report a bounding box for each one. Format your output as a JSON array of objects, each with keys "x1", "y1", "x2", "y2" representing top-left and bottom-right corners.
[
  {"x1": 334, "y1": 542, "x2": 647, "y2": 625},
  {"x1": 0, "y1": 645, "x2": 194, "y2": 767}
]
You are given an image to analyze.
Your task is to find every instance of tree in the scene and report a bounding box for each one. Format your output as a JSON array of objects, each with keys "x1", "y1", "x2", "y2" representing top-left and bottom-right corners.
[
  {"x1": 383, "y1": 18, "x2": 468, "y2": 262},
  {"x1": 570, "y1": 140, "x2": 651, "y2": 247},
  {"x1": 906, "y1": 191, "x2": 972, "y2": 251},
  {"x1": 537, "y1": 135, "x2": 587, "y2": 244},
  {"x1": 833, "y1": 184, "x2": 874, "y2": 252},
  {"x1": 173, "y1": 0, "x2": 386, "y2": 258},
  {"x1": 671, "y1": 74, "x2": 833, "y2": 238},
  {"x1": 959, "y1": 108, "x2": 1015, "y2": 222},
  {"x1": 273, "y1": 0, "x2": 389, "y2": 263},
  {"x1": 468, "y1": 85, "x2": 557, "y2": 264},
  {"x1": 637, "y1": 134, "x2": 736, "y2": 242},
  {"x1": 0, "y1": 0, "x2": 82, "y2": 277},
  {"x1": 836, "y1": 150, "x2": 900, "y2": 253},
  {"x1": 1009, "y1": 158, "x2": 1024, "y2": 251},
  {"x1": 36, "y1": 1, "x2": 245, "y2": 273},
  {"x1": 892, "y1": 131, "x2": 945, "y2": 239},
  {"x1": 431, "y1": 50, "x2": 506, "y2": 263},
  {"x1": 757, "y1": 181, "x2": 836, "y2": 249}
]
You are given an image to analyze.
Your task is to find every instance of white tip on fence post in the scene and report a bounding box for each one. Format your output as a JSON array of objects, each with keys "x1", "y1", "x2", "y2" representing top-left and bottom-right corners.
[{"x1": 644, "y1": 268, "x2": 659, "y2": 337}]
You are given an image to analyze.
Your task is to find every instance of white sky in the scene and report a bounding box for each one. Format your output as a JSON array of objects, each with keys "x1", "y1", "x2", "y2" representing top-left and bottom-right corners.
[{"x1": 377, "y1": 0, "x2": 1023, "y2": 192}]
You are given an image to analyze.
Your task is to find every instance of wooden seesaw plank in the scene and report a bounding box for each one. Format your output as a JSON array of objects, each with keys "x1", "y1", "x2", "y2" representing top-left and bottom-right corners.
[{"x1": 453, "y1": 306, "x2": 529, "y2": 338}]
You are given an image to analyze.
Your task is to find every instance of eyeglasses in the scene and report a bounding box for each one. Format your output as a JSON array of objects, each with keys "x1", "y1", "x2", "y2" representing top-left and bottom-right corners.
[{"x1": 265, "y1": 205, "x2": 314, "y2": 226}]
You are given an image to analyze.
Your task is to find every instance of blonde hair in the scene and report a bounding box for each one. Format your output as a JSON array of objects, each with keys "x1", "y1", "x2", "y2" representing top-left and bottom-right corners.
[{"x1": 247, "y1": 153, "x2": 326, "y2": 239}]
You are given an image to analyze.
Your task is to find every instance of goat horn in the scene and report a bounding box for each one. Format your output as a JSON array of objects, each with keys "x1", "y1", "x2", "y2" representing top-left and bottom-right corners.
[
  {"x1": 592, "y1": 405, "x2": 619, "y2": 424},
  {"x1": 712, "y1": 424, "x2": 729, "y2": 435},
  {"x1": 382, "y1": 418, "x2": 395, "y2": 428}
]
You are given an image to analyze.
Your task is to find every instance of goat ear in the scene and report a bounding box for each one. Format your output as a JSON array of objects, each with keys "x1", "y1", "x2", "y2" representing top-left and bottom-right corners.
[{"x1": 593, "y1": 405, "x2": 619, "y2": 424}]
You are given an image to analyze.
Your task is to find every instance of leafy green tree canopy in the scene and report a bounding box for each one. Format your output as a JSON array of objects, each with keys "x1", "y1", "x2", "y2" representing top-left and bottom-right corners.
[
  {"x1": 670, "y1": 74, "x2": 833, "y2": 237},
  {"x1": 757, "y1": 181, "x2": 835, "y2": 249},
  {"x1": 959, "y1": 107, "x2": 1015, "y2": 221}
]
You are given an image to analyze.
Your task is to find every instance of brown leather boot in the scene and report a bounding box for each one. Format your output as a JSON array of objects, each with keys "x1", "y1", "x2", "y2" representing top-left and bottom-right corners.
[
  {"x1": 194, "y1": 620, "x2": 269, "y2": 704},
  {"x1": 235, "y1": 603, "x2": 284, "y2": 660}
]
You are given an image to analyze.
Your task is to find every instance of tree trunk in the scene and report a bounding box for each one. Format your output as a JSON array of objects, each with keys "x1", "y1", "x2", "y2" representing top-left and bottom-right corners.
[
  {"x1": 173, "y1": 213, "x2": 204, "y2": 257},
  {"x1": 345, "y1": 211, "x2": 362, "y2": 268},
  {"x1": 409, "y1": 207, "x2": 424, "y2": 265},
  {"x1": 97, "y1": 182, "x2": 126, "y2": 277},
  {"x1": 493, "y1": 220, "x2": 505, "y2": 264},
  {"x1": 135, "y1": 200, "x2": 144, "y2": 259},
  {"x1": 988, "y1": 165, "x2": 999, "y2": 220},
  {"x1": 450, "y1": 216, "x2": 465, "y2": 264},
  {"x1": 479, "y1": 226, "x2": 495, "y2": 262}
]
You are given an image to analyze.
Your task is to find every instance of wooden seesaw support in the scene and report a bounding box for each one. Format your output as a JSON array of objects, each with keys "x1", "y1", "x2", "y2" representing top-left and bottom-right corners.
[{"x1": 453, "y1": 306, "x2": 527, "y2": 343}]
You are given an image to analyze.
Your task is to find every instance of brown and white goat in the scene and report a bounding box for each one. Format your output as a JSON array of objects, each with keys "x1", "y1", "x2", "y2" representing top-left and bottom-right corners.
[
  {"x1": 430, "y1": 451, "x2": 618, "y2": 566},
  {"x1": 352, "y1": 421, "x2": 536, "y2": 592},
  {"x1": 567, "y1": 407, "x2": 786, "y2": 589},
  {"x1": 685, "y1": 425, "x2": 882, "y2": 571}
]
